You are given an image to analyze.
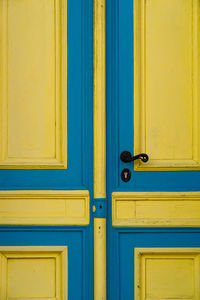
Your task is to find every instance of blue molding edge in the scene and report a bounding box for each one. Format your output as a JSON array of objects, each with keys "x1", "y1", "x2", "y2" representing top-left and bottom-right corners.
[
  {"x1": 93, "y1": 198, "x2": 107, "y2": 218},
  {"x1": 0, "y1": 225, "x2": 94, "y2": 300}
]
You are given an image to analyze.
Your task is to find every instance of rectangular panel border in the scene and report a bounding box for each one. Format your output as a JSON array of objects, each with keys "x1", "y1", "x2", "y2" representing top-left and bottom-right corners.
[
  {"x1": 0, "y1": 190, "x2": 89, "y2": 225},
  {"x1": 0, "y1": 0, "x2": 67, "y2": 169},
  {"x1": 112, "y1": 192, "x2": 200, "y2": 226},
  {"x1": 135, "y1": 247, "x2": 200, "y2": 300},
  {"x1": 134, "y1": 0, "x2": 200, "y2": 171},
  {"x1": 0, "y1": 246, "x2": 68, "y2": 300}
]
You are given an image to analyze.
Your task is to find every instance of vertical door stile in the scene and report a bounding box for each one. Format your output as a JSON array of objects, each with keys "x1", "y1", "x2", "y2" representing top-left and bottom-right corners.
[{"x1": 93, "y1": 0, "x2": 106, "y2": 299}]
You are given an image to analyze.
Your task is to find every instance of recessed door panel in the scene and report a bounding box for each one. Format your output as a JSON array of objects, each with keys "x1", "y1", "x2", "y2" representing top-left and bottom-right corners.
[
  {"x1": 0, "y1": 0, "x2": 67, "y2": 169},
  {"x1": 134, "y1": 0, "x2": 200, "y2": 170},
  {"x1": 135, "y1": 248, "x2": 200, "y2": 300},
  {"x1": 0, "y1": 247, "x2": 67, "y2": 300},
  {"x1": 118, "y1": 232, "x2": 200, "y2": 300}
]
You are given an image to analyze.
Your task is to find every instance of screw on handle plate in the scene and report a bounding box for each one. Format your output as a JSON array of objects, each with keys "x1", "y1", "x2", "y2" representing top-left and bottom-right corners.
[{"x1": 120, "y1": 151, "x2": 149, "y2": 163}]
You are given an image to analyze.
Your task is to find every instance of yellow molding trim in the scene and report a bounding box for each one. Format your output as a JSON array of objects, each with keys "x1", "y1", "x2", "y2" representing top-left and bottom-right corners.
[
  {"x1": 0, "y1": 246, "x2": 67, "y2": 251},
  {"x1": 134, "y1": 0, "x2": 200, "y2": 171},
  {"x1": 112, "y1": 192, "x2": 200, "y2": 226},
  {"x1": 0, "y1": 190, "x2": 89, "y2": 225},
  {"x1": 135, "y1": 248, "x2": 200, "y2": 300},
  {"x1": 0, "y1": 0, "x2": 67, "y2": 169},
  {"x1": 93, "y1": 0, "x2": 106, "y2": 198},
  {"x1": 94, "y1": 218, "x2": 107, "y2": 300},
  {"x1": 135, "y1": 248, "x2": 200, "y2": 255},
  {"x1": 0, "y1": 246, "x2": 68, "y2": 300},
  {"x1": 93, "y1": 0, "x2": 107, "y2": 298}
]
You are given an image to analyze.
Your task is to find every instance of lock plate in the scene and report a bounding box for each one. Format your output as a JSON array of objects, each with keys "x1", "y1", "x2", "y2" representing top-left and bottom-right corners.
[{"x1": 121, "y1": 168, "x2": 131, "y2": 182}]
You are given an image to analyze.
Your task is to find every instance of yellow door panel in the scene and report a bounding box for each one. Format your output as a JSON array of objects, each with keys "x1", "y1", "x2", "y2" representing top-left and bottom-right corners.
[
  {"x1": 135, "y1": 248, "x2": 200, "y2": 300},
  {"x1": 112, "y1": 192, "x2": 200, "y2": 226},
  {"x1": 8, "y1": 259, "x2": 56, "y2": 298},
  {"x1": 0, "y1": 190, "x2": 89, "y2": 225},
  {"x1": 0, "y1": 246, "x2": 67, "y2": 300},
  {"x1": 134, "y1": 0, "x2": 200, "y2": 170},
  {"x1": 0, "y1": 0, "x2": 67, "y2": 169}
]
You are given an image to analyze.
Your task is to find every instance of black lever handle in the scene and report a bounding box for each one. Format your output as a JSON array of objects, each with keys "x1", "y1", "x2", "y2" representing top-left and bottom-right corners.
[{"x1": 120, "y1": 151, "x2": 149, "y2": 163}]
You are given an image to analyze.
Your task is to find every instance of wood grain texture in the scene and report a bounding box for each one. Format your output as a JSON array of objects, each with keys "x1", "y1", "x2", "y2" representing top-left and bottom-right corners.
[{"x1": 113, "y1": 192, "x2": 200, "y2": 226}]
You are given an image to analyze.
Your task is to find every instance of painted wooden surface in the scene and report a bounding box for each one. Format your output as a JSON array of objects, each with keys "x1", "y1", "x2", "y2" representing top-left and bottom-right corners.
[
  {"x1": 0, "y1": 191, "x2": 89, "y2": 225},
  {"x1": 94, "y1": 218, "x2": 106, "y2": 300},
  {"x1": 0, "y1": 227, "x2": 93, "y2": 300},
  {"x1": 1, "y1": 0, "x2": 200, "y2": 299},
  {"x1": 106, "y1": 0, "x2": 200, "y2": 299},
  {"x1": 112, "y1": 192, "x2": 200, "y2": 226},
  {"x1": 0, "y1": 0, "x2": 94, "y2": 299},
  {"x1": 0, "y1": 0, "x2": 93, "y2": 190},
  {"x1": 94, "y1": 0, "x2": 106, "y2": 199},
  {"x1": 0, "y1": 0, "x2": 67, "y2": 169},
  {"x1": 93, "y1": 0, "x2": 107, "y2": 298},
  {"x1": 116, "y1": 229, "x2": 200, "y2": 300},
  {"x1": 0, "y1": 246, "x2": 67, "y2": 300},
  {"x1": 134, "y1": 0, "x2": 200, "y2": 170},
  {"x1": 135, "y1": 248, "x2": 200, "y2": 300}
]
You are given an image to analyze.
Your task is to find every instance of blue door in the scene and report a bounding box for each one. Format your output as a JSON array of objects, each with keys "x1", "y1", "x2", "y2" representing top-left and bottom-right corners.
[
  {"x1": 0, "y1": 0, "x2": 93, "y2": 299},
  {"x1": 107, "y1": 0, "x2": 200, "y2": 299}
]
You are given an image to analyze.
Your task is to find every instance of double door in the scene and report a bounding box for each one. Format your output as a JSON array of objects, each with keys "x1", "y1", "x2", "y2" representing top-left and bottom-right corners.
[{"x1": 0, "y1": 0, "x2": 200, "y2": 299}]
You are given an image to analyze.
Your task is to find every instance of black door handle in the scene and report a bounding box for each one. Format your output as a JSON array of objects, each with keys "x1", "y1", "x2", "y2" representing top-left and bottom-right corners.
[{"x1": 120, "y1": 151, "x2": 149, "y2": 163}]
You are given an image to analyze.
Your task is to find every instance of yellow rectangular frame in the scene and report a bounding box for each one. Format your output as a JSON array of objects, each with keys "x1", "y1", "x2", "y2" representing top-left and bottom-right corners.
[
  {"x1": 134, "y1": 0, "x2": 200, "y2": 171},
  {"x1": 0, "y1": 246, "x2": 68, "y2": 300},
  {"x1": 0, "y1": 190, "x2": 89, "y2": 225},
  {"x1": 0, "y1": 0, "x2": 67, "y2": 169},
  {"x1": 135, "y1": 248, "x2": 200, "y2": 300},
  {"x1": 112, "y1": 192, "x2": 200, "y2": 226}
]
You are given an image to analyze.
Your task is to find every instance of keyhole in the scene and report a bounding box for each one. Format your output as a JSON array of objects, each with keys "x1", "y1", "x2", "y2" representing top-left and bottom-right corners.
[{"x1": 121, "y1": 168, "x2": 131, "y2": 182}]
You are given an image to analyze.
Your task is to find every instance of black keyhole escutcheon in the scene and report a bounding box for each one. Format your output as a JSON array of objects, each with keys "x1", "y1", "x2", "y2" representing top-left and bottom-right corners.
[{"x1": 121, "y1": 168, "x2": 131, "y2": 182}]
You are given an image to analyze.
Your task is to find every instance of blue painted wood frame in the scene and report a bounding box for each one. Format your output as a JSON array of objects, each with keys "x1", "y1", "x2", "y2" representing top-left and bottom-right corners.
[
  {"x1": 118, "y1": 228, "x2": 200, "y2": 300},
  {"x1": 0, "y1": 225, "x2": 94, "y2": 300},
  {"x1": 0, "y1": 0, "x2": 93, "y2": 192},
  {"x1": 106, "y1": 0, "x2": 200, "y2": 299},
  {"x1": 107, "y1": 0, "x2": 200, "y2": 193},
  {"x1": 0, "y1": 1, "x2": 94, "y2": 299}
]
